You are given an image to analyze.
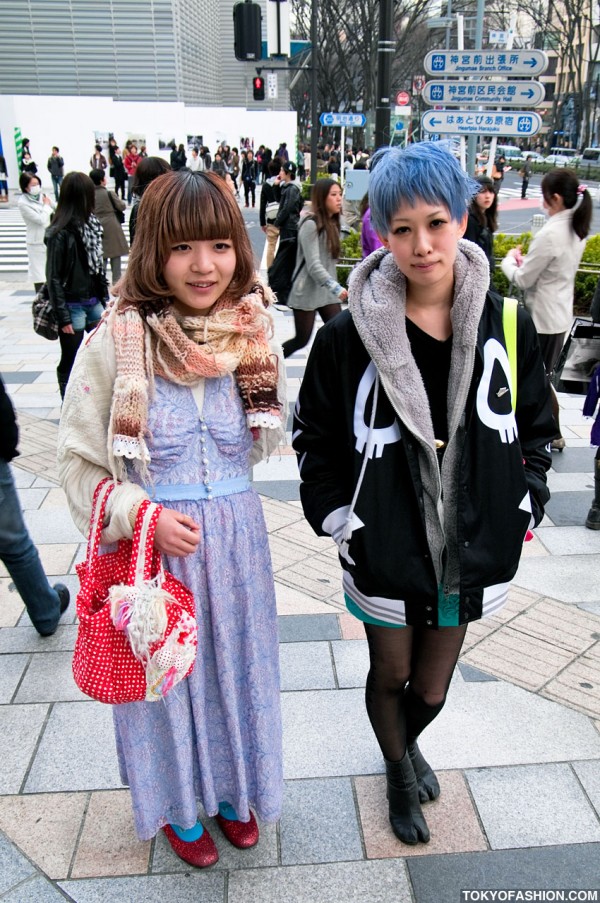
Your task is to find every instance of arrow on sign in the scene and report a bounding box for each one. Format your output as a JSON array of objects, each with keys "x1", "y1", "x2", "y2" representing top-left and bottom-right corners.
[
  {"x1": 521, "y1": 88, "x2": 535, "y2": 99},
  {"x1": 524, "y1": 58, "x2": 538, "y2": 68},
  {"x1": 430, "y1": 117, "x2": 442, "y2": 127}
]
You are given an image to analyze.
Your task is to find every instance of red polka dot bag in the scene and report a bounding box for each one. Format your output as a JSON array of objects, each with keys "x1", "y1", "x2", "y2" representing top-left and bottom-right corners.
[{"x1": 73, "y1": 478, "x2": 198, "y2": 704}]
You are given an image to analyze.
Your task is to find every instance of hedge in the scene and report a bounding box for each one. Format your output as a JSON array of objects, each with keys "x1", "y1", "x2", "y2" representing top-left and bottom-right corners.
[{"x1": 336, "y1": 229, "x2": 600, "y2": 315}]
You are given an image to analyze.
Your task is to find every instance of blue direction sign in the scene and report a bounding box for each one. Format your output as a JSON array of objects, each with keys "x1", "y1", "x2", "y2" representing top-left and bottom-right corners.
[
  {"x1": 423, "y1": 80, "x2": 545, "y2": 107},
  {"x1": 421, "y1": 110, "x2": 542, "y2": 137},
  {"x1": 424, "y1": 49, "x2": 548, "y2": 77},
  {"x1": 319, "y1": 112, "x2": 367, "y2": 127}
]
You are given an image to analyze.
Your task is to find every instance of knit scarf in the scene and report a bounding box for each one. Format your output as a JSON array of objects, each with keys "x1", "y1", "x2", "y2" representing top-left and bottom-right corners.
[
  {"x1": 81, "y1": 214, "x2": 105, "y2": 276},
  {"x1": 109, "y1": 280, "x2": 282, "y2": 471}
]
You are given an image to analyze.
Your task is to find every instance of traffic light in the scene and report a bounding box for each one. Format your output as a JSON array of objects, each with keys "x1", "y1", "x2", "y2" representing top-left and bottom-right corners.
[
  {"x1": 253, "y1": 76, "x2": 265, "y2": 101},
  {"x1": 233, "y1": 1, "x2": 262, "y2": 61}
]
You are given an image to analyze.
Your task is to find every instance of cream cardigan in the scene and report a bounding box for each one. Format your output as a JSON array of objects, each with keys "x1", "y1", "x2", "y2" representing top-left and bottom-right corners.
[
  {"x1": 500, "y1": 208, "x2": 585, "y2": 335},
  {"x1": 57, "y1": 315, "x2": 287, "y2": 543}
]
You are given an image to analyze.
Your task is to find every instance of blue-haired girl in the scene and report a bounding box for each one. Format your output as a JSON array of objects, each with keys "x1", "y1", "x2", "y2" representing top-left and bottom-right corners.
[{"x1": 292, "y1": 143, "x2": 555, "y2": 845}]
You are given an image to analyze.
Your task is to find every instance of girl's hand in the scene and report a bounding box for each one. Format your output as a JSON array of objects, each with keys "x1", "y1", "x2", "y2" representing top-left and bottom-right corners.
[
  {"x1": 61, "y1": 324, "x2": 75, "y2": 334},
  {"x1": 338, "y1": 288, "x2": 348, "y2": 302},
  {"x1": 154, "y1": 507, "x2": 200, "y2": 557}
]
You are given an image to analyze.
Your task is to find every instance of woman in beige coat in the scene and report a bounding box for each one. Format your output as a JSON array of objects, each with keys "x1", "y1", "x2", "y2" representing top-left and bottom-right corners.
[{"x1": 89, "y1": 169, "x2": 129, "y2": 284}]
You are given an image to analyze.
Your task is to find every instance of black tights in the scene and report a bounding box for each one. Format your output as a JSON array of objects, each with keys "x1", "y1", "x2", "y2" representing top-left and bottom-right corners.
[
  {"x1": 364, "y1": 622, "x2": 467, "y2": 762},
  {"x1": 282, "y1": 304, "x2": 342, "y2": 358},
  {"x1": 57, "y1": 330, "x2": 85, "y2": 385}
]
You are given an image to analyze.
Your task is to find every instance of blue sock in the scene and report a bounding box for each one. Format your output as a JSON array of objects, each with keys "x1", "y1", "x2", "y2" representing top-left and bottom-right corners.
[
  {"x1": 170, "y1": 821, "x2": 204, "y2": 841},
  {"x1": 218, "y1": 801, "x2": 239, "y2": 821}
]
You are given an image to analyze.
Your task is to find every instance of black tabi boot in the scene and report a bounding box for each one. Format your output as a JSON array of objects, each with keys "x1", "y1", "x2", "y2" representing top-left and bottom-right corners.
[
  {"x1": 385, "y1": 751, "x2": 430, "y2": 845},
  {"x1": 404, "y1": 686, "x2": 444, "y2": 803},
  {"x1": 408, "y1": 740, "x2": 441, "y2": 803},
  {"x1": 586, "y1": 458, "x2": 600, "y2": 530}
]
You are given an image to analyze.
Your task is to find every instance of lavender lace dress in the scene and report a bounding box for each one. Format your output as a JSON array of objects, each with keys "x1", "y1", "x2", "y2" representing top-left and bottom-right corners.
[{"x1": 113, "y1": 375, "x2": 283, "y2": 841}]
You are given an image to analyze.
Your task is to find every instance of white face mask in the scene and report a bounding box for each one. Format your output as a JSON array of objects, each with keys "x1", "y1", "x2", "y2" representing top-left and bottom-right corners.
[{"x1": 28, "y1": 185, "x2": 41, "y2": 197}]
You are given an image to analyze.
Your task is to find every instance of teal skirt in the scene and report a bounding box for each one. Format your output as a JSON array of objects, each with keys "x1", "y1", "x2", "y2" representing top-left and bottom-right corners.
[{"x1": 345, "y1": 585, "x2": 460, "y2": 628}]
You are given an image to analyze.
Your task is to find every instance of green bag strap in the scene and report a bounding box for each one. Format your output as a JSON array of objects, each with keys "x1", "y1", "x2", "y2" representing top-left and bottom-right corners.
[{"x1": 502, "y1": 297, "x2": 518, "y2": 413}]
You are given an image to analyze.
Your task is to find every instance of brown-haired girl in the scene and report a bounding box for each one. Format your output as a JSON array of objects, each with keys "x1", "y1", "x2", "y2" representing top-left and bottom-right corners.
[
  {"x1": 283, "y1": 177, "x2": 351, "y2": 357},
  {"x1": 501, "y1": 168, "x2": 592, "y2": 449},
  {"x1": 57, "y1": 170, "x2": 286, "y2": 868}
]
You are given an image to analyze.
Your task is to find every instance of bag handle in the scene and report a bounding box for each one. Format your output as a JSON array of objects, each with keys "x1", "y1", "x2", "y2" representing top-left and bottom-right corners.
[
  {"x1": 127, "y1": 499, "x2": 164, "y2": 587},
  {"x1": 85, "y1": 478, "x2": 116, "y2": 569}
]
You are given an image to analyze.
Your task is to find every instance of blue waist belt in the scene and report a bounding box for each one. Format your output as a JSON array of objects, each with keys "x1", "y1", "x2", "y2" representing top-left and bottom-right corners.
[{"x1": 150, "y1": 476, "x2": 250, "y2": 502}]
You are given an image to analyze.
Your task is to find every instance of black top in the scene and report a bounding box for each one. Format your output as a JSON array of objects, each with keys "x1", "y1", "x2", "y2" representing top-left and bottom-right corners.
[
  {"x1": 405, "y1": 317, "x2": 452, "y2": 444},
  {"x1": 464, "y1": 211, "x2": 494, "y2": 282}
]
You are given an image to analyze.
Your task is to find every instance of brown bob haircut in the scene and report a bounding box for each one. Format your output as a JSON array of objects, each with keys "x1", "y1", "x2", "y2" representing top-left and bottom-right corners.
[{"x1": 119, "y1": 169, "x2": 256, "y2": 310}]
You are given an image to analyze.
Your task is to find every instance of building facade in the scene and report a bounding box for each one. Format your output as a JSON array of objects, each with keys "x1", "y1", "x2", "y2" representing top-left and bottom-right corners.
[{"x1": 0, "y1": 0, "x2": 290, "y2": 110}]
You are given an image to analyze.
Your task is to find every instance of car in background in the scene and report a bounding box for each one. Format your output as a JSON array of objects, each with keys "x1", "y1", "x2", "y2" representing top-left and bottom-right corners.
[
  {"x1": 545, "y1": 148, "x2": 580, "y2": 166},
  {"x1": 519, "y1": 151, "x2": 545, "y2": 164}
]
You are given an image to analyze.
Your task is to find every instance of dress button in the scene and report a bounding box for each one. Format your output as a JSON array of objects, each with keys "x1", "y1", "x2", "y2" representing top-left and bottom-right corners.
[
  {"x1": 426, "y1": 619, "x2": 433, "y2": 626},
  {"x1": 464, "y1": 540, "x2": 470, "y2": 548},
  {"x1": 202, "y1": 457, "x2": 209, "y2": 465},
  {"x1": 207, "y1": 493, "x2": 213, "y2": 500},
  {"x1": 204, "y1": 478, "x2": 211, "y2": 486},
  {"x1": 425, "y1": 606, "x2": 432, "y2": 612},
  {"x1": 201, "y1": 423, "x2": 208, "y2": 432}
]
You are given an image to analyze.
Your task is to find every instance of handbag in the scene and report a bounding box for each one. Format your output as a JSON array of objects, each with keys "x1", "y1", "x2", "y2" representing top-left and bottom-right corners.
[
  {"x1": 73, "y1": 479, "x2": 198, "y2": 704},
  {"x1": 552, "y1": 318, "x2": 600, "y2": 395},
  {"x1": 32, "y1": 284, "x2": 58, "y2": 340},
  {"x1": 265, "y1": 200, "x2": 280, "y2": 223},
  {"x1": 109, "y1": 191, "x2": 125, "y2": 224}
]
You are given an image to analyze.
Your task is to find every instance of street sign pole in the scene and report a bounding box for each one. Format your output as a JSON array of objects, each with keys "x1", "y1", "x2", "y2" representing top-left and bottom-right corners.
[{"x1": 468, "y1": 0, "x2": 486, "y2": 175}]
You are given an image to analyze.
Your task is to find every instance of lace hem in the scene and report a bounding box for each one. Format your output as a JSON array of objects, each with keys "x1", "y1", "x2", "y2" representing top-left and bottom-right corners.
[
  {"x1": 113, "y1": 434, "x2": 151, "y2": 461},
  {"x1": 247, "y1": 411, "x2": 281, "y2": 430}
]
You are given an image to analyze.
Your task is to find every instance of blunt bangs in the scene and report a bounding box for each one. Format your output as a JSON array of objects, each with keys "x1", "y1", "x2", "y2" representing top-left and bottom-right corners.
[
  {"x1": 154, "y1": 170, "x2": 241, "y2": 245},
  {"x1": 123, "y1": 170, "x2": 255, "y2": 305},
  {"x1": 369, "y1": 143, "x2": 480, "y2": 237}
]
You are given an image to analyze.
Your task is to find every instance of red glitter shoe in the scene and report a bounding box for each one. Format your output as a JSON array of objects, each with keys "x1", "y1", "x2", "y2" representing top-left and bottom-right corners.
[
  {"x1": 215, "y1": 810, "x2": 259, "y2": 849},
  {"x1": 162, "y1": 823, "x2": 219, "y2": 867}
]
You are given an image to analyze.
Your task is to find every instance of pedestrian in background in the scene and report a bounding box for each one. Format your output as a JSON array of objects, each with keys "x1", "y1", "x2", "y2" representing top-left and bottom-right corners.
[
  {"x1": 124, "y1": 144, "x2": 142, "y2": 203},
  {"x1": 292, "y1": 143, "x2": 554, "y2": 847},
  {"x1": 18, "y1": 172, "x2": 55, "y2": 292},
  {"x1": 464, "y1": 175, "x2": 498, "y2": 285},
  {"x1": 45, "y1": 171, "x2": 108, "y2": 398},
  {"x1": 129, "y1": 155, "x2": 171, "y2": 245},
  {"x1": 260, "y1": 158, "x2": 282, "y2": 269},
  {"x1": 111, "y1": 146, "x2": 127, "y2": 200},
  {"x1": 0, "y1": 154, "x2": 9, "y2": 203},
  {"x1": 0, "y1": 374, "x2": 70, "y2": 636},
  {"x1": 90, "y1": 144, "x2": 108, "y2": 171},
  {"x1": 283, "y1": 177, "x2": 348, "y2": 357},
  {"x1": 360, "y1": 194, "x2": 383, "y2": 259},
  {"x1": 501, "y1": 169, "x2": 592, "y2": 450},
  {"x1": 170, "y1": 142, "x2": 187, "y2": 171},
  {"x1": 21, "y1": 151, "x2": 38, "y2": 177},
  {"x1": 89, "y1": 169, "x2": 128, "y2": 284},
  {"x1": 47, "y1": 146, "x2": 64, "y2": 201},
  {"x1": 520, "y1": 155, "x2": 533, "y2": 200},
  {"x1": 241, "y1": 149, "x2": 258, "y2": 207},
  {"x1": 491, "y1": 154, "x2": 507, "y2": 193},
  {"x1": 188, "y1": 147, "x2": 202, "y2": 172}
]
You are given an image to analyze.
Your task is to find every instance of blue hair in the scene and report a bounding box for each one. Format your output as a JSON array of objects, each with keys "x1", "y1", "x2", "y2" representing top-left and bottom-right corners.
[{"x1": 368, "y1": 143, "x2": 480, "y2": 237}]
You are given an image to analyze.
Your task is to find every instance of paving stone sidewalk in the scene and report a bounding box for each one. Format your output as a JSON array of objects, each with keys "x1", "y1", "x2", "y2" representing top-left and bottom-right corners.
[{"x1": 1, "y1": 281, "x2": 599, "y2": 902}]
